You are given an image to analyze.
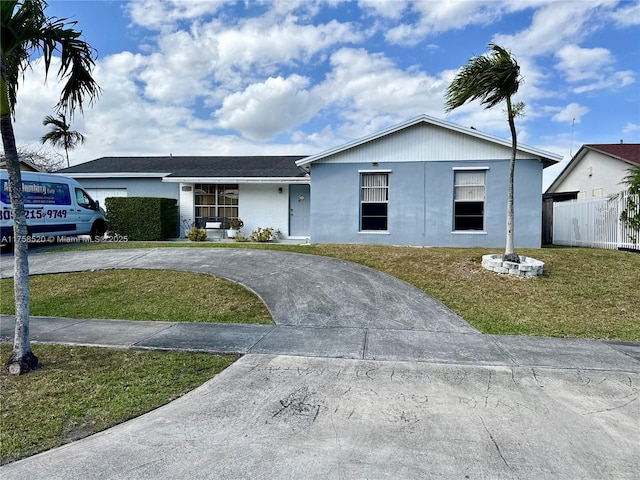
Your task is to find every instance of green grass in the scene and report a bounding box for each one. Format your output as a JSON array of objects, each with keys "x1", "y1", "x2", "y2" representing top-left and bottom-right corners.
[
  {"x1": 0, "y1": 344, "x2": 236, "y2": 465},
  {"x1": 0, "y1": 269, "x2": 272, "y2": 324},
  {"x1": 41, "y1": 242, "x2": 640, "y2": 340},
  {"x1": 311, "y1": 245, "x2": 640, "y2": 340}
]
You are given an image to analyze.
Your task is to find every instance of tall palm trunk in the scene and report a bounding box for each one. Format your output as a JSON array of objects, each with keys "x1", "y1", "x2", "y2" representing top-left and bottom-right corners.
[
  {"x1": 1, "y1": 69, "x2": 39, "y2": 374},
  {"x1": 504, "y1": 96, "x2": 518, "y2": 262}
]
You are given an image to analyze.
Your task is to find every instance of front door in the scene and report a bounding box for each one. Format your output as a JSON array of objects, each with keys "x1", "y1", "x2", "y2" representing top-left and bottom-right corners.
[{"x1": 289, "y1": 184, "x2": 310, "y2": 237}]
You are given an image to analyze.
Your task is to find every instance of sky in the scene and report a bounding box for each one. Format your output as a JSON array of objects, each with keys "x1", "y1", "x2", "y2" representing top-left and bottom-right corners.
[{"x1": 8, "y1": 0, "x2": 640, "y2": 189}]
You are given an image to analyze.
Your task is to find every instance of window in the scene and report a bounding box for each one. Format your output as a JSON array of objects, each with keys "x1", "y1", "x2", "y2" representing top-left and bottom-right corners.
[
  {"x1": 454, "y1": 171, "x2": 485, "y2": 231},
  {"x1": 194, "y1": 184, "x2": 238, "y2": 223},
  {"x1": 75, "y1": 188, "x2": 95, "y2": 210},
  {"x1": 361, "y1": 173, "x2": 388, "y2": 231}
]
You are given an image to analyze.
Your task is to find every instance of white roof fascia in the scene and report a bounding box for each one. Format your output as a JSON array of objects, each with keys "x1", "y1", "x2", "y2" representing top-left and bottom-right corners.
[
  {"x1": 162, "y1": 177, "x2": 310, "y2": 184},
  {"x1": 296, "y1": 114, "x2": 563, "y2": 167},
  {"x1": 66, "y1": 172, "x2": 170, "y2": 178}
]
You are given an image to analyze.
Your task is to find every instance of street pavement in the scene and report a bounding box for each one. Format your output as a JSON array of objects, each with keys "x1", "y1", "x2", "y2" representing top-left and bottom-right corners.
[{"x1": 0, "y1": 248, "x2": 638, "y2": 479}]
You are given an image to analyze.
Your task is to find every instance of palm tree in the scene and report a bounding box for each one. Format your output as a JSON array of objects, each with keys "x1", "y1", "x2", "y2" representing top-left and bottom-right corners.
[
  {"x1": 445, "y1": 43, "x2": 523, "y2": 262},
  {"x1": 619, "y1": 166, "x2": 640, "y2": 243},
  {"x1": 41, "y1": 112, "x2": 85, "y2": 167},
  {"x1": 1, "y1": 0, "x2": 100, "y2": 374}
]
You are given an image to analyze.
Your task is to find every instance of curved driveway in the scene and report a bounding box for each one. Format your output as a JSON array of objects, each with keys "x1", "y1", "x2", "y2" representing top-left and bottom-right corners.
[{"x1": 0, "y1": 247, "x2": 476, "y2": 333}]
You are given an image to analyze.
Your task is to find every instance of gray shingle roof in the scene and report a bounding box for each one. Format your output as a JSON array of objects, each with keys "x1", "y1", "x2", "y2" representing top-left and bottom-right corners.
[{"x1": 58, "y1": 156, "x2": 309, "y2": 178}]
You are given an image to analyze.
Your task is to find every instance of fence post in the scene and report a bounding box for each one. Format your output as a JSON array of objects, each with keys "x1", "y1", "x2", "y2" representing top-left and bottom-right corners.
[{"x1": 617, "y1": 195, "x2": 623, "y2": 250}]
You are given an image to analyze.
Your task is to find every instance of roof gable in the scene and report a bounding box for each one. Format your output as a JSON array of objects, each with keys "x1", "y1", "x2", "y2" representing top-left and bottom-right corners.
[
  {"x1": 296, "y1": 114, "x2": 562, "y2": 168},
  {"x1": 546, "y1": 143, "x2": 640, "y2": 193}
]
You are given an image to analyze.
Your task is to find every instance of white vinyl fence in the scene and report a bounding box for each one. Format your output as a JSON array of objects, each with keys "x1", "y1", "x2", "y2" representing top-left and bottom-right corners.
[{"x1": 553, "y1": 195, "x2": 639, "y2": 250}]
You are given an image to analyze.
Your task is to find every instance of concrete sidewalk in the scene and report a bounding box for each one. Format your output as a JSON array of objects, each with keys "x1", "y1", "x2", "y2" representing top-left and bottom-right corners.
[
  {"x1": 1, "y1": 354, "x2": 638, "y2": 479},
  {"x1": 1, "y1": 314, "x2": 639, "y2": 372}
]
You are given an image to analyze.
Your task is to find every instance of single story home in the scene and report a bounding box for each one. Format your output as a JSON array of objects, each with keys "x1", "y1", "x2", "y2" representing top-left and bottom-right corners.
[
  {"x1": 545, "y1": 143, "x2": 640, "y2": 200},
  {"x1": 59, "y1": 114, "x2": 562, "y2": 247},
  {"x1": 542, "y1": 143, "x2": 639, "y2": 244}
]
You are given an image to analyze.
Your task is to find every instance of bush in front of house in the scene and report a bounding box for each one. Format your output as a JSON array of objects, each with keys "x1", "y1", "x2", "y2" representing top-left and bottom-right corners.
[
  {"x1": 249, "y1": 227, "x2": 273, "y2": 242},
  {"x1": 186, "y1": 226, "x2": 207, "y2": 242},
  {"x1": 105, "y1": 197, "x2": 178, "y2": 241}
]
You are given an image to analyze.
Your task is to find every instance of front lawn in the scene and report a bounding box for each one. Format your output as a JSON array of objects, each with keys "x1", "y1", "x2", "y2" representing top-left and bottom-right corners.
[
  {"x1": 0, "y1": 344, "x2": 235, "y2": 465},
  {"x1": 0, "y1": 269, "x2": 272, "y2": 324}
]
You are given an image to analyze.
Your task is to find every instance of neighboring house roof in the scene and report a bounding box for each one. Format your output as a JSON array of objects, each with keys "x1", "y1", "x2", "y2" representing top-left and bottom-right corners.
[
  {"x1": 58, "y1": 156, "x2": 310, "y2": 183},
  {"x1": 545, "y1": 143, "x2": 640, "y2": 194},
  {"x1": 581, "y1": 144, "x2": 640, "y2": 166},
  {"x1": 296, "y1": 114, "x2": 562, "y2": 169},
  {"x1": 0, "y1": 157, "x2": 44, "y2": 172}
]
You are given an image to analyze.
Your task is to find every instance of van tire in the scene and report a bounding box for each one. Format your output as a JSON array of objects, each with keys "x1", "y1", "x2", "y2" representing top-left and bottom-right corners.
[{"x1": 90, "y1": 221, "x2": 106, "y2": 240}]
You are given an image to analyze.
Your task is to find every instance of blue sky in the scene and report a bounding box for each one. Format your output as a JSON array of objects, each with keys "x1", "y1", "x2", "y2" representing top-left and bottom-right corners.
[{"x1": 11, "y1": 0, "x2": 640, "y2": 189}]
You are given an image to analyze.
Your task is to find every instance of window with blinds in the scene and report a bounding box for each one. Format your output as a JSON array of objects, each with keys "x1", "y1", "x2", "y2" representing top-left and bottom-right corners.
[
  {"x1": 454, "y1": 171, "x2": 485, "y2": 231},
  {"x1": 361, "y1": 173, "x2": 388, "y2": 231}
]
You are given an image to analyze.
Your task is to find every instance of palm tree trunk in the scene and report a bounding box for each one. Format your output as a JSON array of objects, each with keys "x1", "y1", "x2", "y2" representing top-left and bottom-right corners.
[
  {"x1": 504, "y1": 96, "x2": 519, "y2": 262},
  {"x1": 1, "y1": 74, "x2": 39, "y2": 374}
]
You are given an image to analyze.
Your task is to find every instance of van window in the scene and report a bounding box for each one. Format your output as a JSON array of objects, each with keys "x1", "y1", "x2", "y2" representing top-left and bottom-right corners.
[
  {"x1": 1, "y1": 180, "x2": 71, "y2": 205},
  {"x1": 75, "y1": 188, "x2": 95, "y2": 209}
]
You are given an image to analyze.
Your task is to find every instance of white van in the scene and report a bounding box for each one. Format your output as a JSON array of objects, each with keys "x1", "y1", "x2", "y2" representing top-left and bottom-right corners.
[{"x1": 1, "y1": 170, "x2": 107, "y2": 249}]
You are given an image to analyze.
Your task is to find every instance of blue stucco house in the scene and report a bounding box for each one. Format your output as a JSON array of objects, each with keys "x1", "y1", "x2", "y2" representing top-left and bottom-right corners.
[
  {"x1": 295, "y1": 114, "x2": 561, "y2": 248},
  {"x1": 59, "y1": 114, "x2": 561, "y2": 247}
]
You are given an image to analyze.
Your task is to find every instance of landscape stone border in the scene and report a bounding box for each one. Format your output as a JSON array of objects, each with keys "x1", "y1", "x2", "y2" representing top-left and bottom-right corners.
[{"x1": 481, "y1": 254, "x2": 544, "y2": 278}]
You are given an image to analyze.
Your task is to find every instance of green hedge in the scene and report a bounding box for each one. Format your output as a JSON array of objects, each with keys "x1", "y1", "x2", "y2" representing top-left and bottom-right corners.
[{"x1": 105, "y1": 197, "x2": 178, "y2": 241}]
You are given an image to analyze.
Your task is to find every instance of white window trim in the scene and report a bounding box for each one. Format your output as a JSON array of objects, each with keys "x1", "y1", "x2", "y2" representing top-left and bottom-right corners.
[
  {"x1": 452, "y1": 166, "x2": 489, "y2": 171},
  {"x1": 360, "y1": 171, "x2": 389, "y2": 232},
  {"x1": 453, "y1": 169, "x2": 486, "y2": 232}
]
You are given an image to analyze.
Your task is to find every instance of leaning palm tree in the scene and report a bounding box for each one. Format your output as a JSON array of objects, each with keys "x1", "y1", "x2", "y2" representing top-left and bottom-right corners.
[
  {"x1": 1, "y1": 0, "x2": 100, "y2": 374},
  {"x1": 445, "y1": 43, "x2": 523, "y2": 262},
  {"x1": 41, "y1": 112, "x2": 85, "y2": 167}
]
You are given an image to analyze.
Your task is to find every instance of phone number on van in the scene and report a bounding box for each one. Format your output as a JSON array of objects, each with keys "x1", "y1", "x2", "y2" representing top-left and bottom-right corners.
[{"x1": 2, "y1": 209, "x2": 67, "y2": 220}]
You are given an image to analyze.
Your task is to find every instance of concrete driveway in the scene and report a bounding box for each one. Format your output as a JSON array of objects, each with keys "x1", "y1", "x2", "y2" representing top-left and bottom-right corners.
[{"x1": 0, "y1": 248, "x2": 638, "y2": 479}]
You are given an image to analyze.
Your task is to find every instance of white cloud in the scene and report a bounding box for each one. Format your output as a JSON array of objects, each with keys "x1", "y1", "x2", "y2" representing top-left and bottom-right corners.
[
  {"x1": 214, "y1": 17, "x2": 362, "y2": 73},
  {"x1": 386, "y1": 1, "x2": 507, "y2": 46},
  {"x1": 492, "y1": 2, "x2": 604, "y2": 57},
  {"x1": 127, "y1": 0, "x2": 232, "y2": 30},
  {"x1": 319, "y1": 48, "x2": 448, "y2": 120},
  {"x1": 623, "y1": 123, "x2": 640, "y2": 134},
  {"x1": 609, "y1": 1, "x2": 640, "y2": 27},
  {"x1": 358, "y1": 0, "x2": 407, "y2": 19},
  {"x1": 555, "y1": 45, "x2": 613, "y2": 82},
  {"x1": 572, "y1": 70, "x2": 636, "y2": 93},
  {"x1": 551, "y1": 103, "x2": 590, "y2": 124},
  {"x1": 216, "y1": 75, "x2": 320, "y2": 141}
]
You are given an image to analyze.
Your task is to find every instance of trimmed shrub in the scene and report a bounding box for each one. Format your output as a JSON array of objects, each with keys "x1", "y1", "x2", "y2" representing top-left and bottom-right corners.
[
  {"x1": 187, "y1": 226, "x2": 207, "y2": 242},
  {"x1": 105, "y1": 197, "x2": 178, "y2": 241}
]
